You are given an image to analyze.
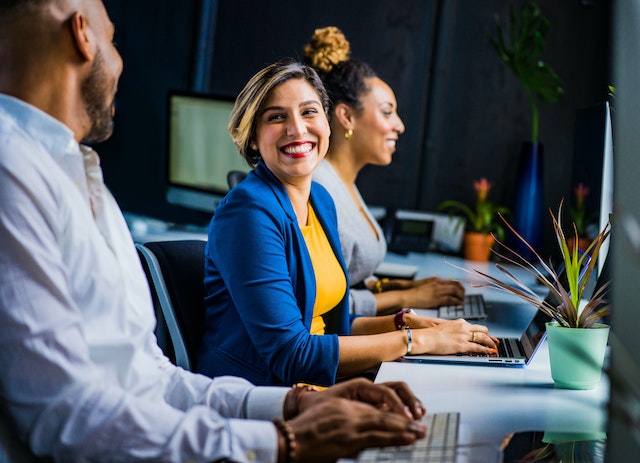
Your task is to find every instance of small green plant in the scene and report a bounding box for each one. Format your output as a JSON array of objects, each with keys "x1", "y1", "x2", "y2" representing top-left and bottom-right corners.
[
  {"x1": 490, "y1": 1, "x2": 565, "y2": 143},
  {"x1": 469, "y1": 202, "x2": 611, "y2": 329},
  {"x1": 437, "y1": 178, "x2": 510, "y2": 241}
]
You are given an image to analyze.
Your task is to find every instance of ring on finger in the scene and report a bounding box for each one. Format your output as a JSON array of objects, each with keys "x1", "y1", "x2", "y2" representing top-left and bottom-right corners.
[{"x1": 471, "y1": 332, "x2": 476, "y2": 343}]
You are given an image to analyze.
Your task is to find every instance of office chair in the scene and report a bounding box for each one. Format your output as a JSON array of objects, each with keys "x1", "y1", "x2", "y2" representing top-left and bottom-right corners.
[
  {"x1": 136, "y1": 240, "x2": 207, "y2": 371},
  {"x1": 226, "y1": 170, "x2": 247, "y2": 189}
]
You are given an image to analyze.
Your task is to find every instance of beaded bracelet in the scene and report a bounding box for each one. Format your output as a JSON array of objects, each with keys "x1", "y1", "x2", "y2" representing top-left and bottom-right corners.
[{"x1": 273, "y1": 418, "x2": 297, "y2": 463}]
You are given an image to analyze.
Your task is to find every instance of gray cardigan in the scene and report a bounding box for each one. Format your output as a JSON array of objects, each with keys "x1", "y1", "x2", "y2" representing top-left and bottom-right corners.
[{"x1": 313, "y1": 160, "x2": 386, "y2": 315}]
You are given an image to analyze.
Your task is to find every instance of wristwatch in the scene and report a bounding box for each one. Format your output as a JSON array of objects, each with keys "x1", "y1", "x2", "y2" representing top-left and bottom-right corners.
[{"x1": 394, "y1": 308, "x2": 416, "y2": 330}]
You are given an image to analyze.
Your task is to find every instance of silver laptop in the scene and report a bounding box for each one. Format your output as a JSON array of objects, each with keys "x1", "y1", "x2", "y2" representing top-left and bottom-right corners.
[
  {"x1": 403, "y1": 253, "x2": 596, "y2": 367},
  {"x1": 403, "y1": 306, "x2": 550, "y2": 366}
]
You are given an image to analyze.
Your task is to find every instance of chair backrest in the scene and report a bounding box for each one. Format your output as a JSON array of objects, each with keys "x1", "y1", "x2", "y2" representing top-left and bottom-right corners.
[
  {"x1": 136, "y1": 240, "x2": 207, "y2": 371},
  {"x1": 226, "y1": 170, "x2": 248, "y2": 189}
]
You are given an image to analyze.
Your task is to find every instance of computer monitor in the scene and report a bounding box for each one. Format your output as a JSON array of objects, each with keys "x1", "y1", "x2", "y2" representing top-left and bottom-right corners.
[
  {"x1": 570, "y1": 101, "x2": 614, "y2": 277},
  {"x1": 165, "y1": 91, "x2": 249, "y2": 213}
]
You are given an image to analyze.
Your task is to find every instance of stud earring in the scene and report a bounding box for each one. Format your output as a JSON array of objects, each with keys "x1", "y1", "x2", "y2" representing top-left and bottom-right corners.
[{"x1": 345, "y1": 128, "x2": 353, "y2": 140}]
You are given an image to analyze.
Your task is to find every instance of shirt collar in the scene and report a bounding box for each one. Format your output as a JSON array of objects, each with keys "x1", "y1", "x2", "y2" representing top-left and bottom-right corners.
[
  {"x1": 0, "y1": 93, "x2": 91, "y2": 200},
  {"x1": 0, "y1": 93, "x2": 79, "y2": 157}
]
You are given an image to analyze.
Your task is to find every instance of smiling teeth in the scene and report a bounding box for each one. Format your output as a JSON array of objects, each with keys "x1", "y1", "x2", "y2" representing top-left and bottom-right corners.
[
  {"x1": 284, "y1": 143, "x2": 312, "y2": 154},
  {"x1": 386, "y1": 140, "x2": 396, "y2": 147}
]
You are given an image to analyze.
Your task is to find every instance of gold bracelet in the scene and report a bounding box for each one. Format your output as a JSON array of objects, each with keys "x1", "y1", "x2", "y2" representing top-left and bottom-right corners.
[
  {"x1": 283, "y1": 383, "x2": 320, "y2": 420},
  {"x1": 273, "y1": 418, "x2": 297, "y2": 463},
  {"x1": 374, "y1": 278, "x2": 390, "y2": 293}
]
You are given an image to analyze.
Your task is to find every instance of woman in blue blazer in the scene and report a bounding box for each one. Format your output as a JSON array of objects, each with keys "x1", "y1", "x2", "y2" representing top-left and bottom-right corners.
[{"x1": 197, "y1": 60, "x2": 497, "y2": 387}]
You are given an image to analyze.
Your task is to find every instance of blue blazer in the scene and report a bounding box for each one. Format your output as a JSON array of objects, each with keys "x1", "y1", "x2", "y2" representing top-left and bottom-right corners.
[{"x1": 197, "y1": 163, "x2": 356, "y2": 386}]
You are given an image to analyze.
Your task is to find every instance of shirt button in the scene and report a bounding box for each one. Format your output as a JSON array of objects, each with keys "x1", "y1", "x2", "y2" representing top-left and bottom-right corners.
[{"x1": 246, "y1": 450, "x2": 257, "y2": 460}]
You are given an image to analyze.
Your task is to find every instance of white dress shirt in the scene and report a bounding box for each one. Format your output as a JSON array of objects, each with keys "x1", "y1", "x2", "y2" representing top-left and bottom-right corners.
[{"x1": 0, "y1": 93, "x2": 286, "y2": 462}]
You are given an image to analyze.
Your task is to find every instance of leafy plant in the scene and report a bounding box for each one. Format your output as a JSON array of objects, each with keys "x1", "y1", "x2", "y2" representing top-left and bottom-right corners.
[
  {"x1": 490, "y1": 1, "x2": 565, "y2": 143},
  {"x1": 468, "y1": 202, "x2": 611, "y2": 328},
  {"x1": 437, "y1": 178, "x2": 510, "y2": 241}
]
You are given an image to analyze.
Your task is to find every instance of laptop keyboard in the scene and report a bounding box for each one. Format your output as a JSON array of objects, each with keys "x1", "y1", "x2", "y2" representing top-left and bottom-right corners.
[
  {"x1": 357, "y1": 412, "x2": 460, "y2": 463},
  {"x1": 494, "y1": 337, "x2": 523, "y2": 358},
  {"x1": 438, "y1": 294, "x2": 487, "y2": 320}
]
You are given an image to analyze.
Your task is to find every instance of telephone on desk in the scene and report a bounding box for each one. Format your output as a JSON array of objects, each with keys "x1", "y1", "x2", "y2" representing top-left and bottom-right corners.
[
  {"x1": 382, "y1": 208, "x2": 434, "y2": 254},
  {"x1": 377, "y1": 207, "x2": 464, "y2": 255}
]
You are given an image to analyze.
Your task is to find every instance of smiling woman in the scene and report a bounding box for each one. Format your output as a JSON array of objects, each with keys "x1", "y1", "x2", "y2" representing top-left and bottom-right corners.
[
  {"x1": 253, "y1": 78, "x2": 330, "y2": 201},
  {"x1": 198, "y1": 60, "x2": 498, "y2": 387}
]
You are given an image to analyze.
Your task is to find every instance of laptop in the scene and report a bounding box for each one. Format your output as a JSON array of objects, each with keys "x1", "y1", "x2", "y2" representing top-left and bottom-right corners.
[
  {"x1": 403, "y1": 304, "x2": 550, "y2": 366},
  {"x1": 437, "y1": 293, "x2": 487, "y2": 320},
  {"x1": 402, "y1": 258, "x2": 594, "y2": 366}
]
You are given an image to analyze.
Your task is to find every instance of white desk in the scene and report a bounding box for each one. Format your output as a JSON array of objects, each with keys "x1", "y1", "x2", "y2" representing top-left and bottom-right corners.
[{"x1": 374, "y1": 252, "x2": 609, "y2": 459}]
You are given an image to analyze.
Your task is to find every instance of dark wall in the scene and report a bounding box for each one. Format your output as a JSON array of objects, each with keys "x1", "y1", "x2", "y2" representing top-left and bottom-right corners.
[{"x1": 99, "y1": 0, "x2": 611, "y2": 251}]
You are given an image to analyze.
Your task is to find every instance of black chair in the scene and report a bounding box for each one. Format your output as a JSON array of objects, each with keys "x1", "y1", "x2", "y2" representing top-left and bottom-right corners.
[
  {"x1": 136, "y1": 240, "x2": 207, "y2": 371},
  {"x1": 226, "y1": 170, "x2": 248, "y2": 189}
]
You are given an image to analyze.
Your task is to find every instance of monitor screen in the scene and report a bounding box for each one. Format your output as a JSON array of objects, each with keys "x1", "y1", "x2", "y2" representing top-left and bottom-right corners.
[
  {"x1": 166, "y1": 91, "x2": 249, "y2": 213},
  {"x1": 570, "y1": 101, "x2": 614, "y2": 277}
]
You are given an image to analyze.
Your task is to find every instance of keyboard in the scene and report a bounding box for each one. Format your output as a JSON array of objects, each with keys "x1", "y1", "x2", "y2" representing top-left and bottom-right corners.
[
  {"x1": 438, "y1": 294, "x2": 487, "y2": 320},
  {"x1": 356, "y1": 412, "x2": 460, "y2": 463}
]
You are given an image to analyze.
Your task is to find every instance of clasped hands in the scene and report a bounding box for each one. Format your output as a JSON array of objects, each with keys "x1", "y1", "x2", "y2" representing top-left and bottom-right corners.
[{"x1": 282, "y1": 378, "x2": 426, "y2": 463}]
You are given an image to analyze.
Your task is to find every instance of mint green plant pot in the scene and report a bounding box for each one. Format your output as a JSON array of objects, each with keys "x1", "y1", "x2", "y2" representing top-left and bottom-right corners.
[{"x1": 546, "y1": 322, "x2": 610, "y2": 390}]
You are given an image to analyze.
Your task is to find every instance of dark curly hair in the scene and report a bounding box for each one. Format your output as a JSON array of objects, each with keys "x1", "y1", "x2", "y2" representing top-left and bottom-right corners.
[{"x1": 303, "y1": 26, "x2": 377, "y2": 115}]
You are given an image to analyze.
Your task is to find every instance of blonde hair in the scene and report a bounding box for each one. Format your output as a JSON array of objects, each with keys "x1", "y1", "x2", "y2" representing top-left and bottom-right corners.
[
  {"x1": 303, "y1": 26, "x2": 351, "y2": 73},
  {"x1": 228, "y1": 59, "x2": 330, "y2": 167}
]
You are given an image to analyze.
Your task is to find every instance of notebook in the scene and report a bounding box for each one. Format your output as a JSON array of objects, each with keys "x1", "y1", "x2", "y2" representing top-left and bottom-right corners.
[
  {"x1": 355, "y1": 412, "x2": 460, "y2": 463},
  {"x1": 437, "y1": 293, "x2": 487, "y2": 320}
]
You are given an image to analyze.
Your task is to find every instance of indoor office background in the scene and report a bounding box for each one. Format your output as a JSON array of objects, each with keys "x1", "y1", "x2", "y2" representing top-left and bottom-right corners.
[{"x1": 98, "y1": 0, "x2": 610, "y2": 256}]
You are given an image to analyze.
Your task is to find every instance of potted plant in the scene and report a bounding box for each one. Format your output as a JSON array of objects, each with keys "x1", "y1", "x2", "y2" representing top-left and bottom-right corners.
[
  {"x1": 490, "y1": 1, "x2": 565, "y2": 260},
  {"x1": 469, "y1": 202, "x2": 611, "y2": 390},
  {"x1": 437, "y1": 178, "x2": 509, "y2": 262}
]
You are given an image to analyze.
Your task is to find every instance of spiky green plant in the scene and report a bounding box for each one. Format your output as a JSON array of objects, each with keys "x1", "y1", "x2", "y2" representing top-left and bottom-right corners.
[{"x1": 469, "y1": 202, "x2": 610, "y2": 328}]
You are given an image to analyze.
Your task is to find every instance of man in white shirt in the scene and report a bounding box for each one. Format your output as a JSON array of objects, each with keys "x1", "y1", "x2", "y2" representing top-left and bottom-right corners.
[{"x1": 0, "y1": 1, "x2": 426, "y2": 462}]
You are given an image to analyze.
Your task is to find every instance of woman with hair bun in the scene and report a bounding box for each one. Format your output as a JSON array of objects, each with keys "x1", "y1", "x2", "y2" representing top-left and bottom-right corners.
[{"x1": 306, "y1": 26, "x2": 466, "y2": 317}]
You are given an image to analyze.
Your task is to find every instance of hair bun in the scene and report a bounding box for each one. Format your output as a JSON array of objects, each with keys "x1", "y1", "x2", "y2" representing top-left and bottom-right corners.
[{"x1": 303, "y1": 26, "x2": 350, "y2": 73}]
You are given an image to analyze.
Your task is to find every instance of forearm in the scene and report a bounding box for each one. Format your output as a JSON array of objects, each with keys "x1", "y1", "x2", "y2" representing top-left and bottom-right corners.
[
  {"x1": 337, "y1": 331, "x2": 409, "y2": 378},
  {"x1": 374, "y1": 290, "x2": 411, "y2": 314},
  {"x1": 350, "y1": 314, "x2": 396, "y2": 335}
]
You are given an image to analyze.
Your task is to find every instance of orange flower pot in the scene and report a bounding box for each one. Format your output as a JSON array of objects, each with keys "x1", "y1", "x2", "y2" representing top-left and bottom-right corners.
[{"x1": 463, "y1": 232, "x2": 495, "y2": 262}]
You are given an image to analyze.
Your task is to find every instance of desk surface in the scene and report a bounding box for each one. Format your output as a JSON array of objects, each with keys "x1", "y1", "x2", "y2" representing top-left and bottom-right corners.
[{"x1": 374, "y1": 252, "x2": 609, "y2": 456}]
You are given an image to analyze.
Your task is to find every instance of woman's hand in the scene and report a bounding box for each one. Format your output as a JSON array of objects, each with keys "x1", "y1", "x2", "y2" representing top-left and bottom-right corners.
[
  {"x1": 400, "y1": 277, "x2": 465, "y2": 309},
  {"x1": 410, "y1": 318, "x2": 499, "y2": 355},
  {"x1": 287, "y1": 397, "x2": 426, "y2": 463}
]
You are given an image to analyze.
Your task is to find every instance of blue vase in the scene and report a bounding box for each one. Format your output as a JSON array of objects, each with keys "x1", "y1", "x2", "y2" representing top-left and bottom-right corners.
[{"x1": 512, "y1": 142, "x2": 544, "y2": 260}]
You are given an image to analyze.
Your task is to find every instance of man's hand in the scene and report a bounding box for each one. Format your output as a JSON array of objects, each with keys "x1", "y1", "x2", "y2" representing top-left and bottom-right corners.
[
  {"x1": 297, "y1": 377, "x2": 426, "y2": 420},
  {"x1": 288, "y1": 397, "x2": 426, "y2": 463}
]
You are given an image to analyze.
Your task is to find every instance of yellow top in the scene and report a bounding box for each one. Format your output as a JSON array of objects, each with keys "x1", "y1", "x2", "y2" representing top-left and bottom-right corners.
[{"x1": 300, "y1": 204, "x2": 347, "y2": 334}]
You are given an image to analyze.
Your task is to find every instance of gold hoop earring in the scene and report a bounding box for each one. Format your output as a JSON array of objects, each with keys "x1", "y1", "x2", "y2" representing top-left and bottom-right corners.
[{"x1": 345, "y1": 128, "x2": 353, "y2": 140}]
